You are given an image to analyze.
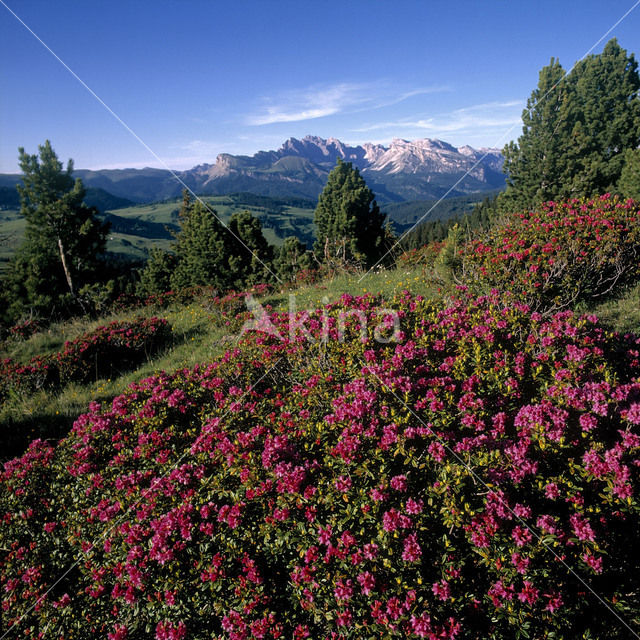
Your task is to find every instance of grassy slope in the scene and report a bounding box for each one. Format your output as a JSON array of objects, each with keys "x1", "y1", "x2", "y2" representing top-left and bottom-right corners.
[
  {"x1": 0, "y1": 264, "x2": 439, "y2": 459},
  {"x1": 2, "y1": 255, "x2": 639, "y2": 462},
  {"x1": 0, "y1": 196, "x2": 316, "y2": 270}
]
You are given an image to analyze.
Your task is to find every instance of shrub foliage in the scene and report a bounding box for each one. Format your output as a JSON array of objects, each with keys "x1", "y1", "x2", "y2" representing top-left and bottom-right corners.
[
  {"x1": 0, "y1": 316, "x2": 171, "y2": 404},
  {"x1": 460, "y1": 194, "x2": 640, "y2": 312},
  {"x1": 2, "y1": 292, "x2": 640, "y2": 639}
]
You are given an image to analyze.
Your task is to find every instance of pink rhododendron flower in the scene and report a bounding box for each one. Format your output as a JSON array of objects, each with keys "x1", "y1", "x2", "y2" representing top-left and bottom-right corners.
[
  {"x1": 570, "y1": 513, "x2": 595, "y2": 542},
  {"x1": 357, "y1": 571, "x2": 376, "y2": 595},
  {"x1": 402, "y1": 533, "x2": 422, "y2": 562},
  {"x1": 390, "y1": 474, "x2": 408, "y2": 491},
  {"x1": 432, "y1": 579, "x2": 450, "y2": 601}
]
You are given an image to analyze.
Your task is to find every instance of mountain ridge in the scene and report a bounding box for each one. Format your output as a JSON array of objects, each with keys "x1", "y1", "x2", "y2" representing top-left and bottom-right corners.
[{"x1": 0, "y1": 136, "x2": 505, "y2": 204}]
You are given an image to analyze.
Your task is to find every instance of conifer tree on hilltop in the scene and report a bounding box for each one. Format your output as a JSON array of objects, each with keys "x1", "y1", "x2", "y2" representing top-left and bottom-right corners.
[
  {"x1": 501, "y1": 38, "x2": 640, "y2": 210},
  {"x1": 501, "y1": 58, "x2": 570, "y2": 209},
  {"x1": 169, "y1": 191, "x2": 234, "y2": 292},
  {"x1": 139, "y1": 191, "x2": 275, "y2": 295},
  {"x1": 3, "y1": 140, "x2": 109, "y2": 320},
  {"x1": 314, "y1": 159, "x2": 389, "y2": 268},
  {"x1": 274, "y1": 236, "x2": 311, "y2": 282},
  {"x1": 226, "y1": 210, "x2": 274, "y2": 287}
]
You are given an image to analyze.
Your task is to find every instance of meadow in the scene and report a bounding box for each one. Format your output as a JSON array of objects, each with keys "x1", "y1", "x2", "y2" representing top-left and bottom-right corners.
[
  {"x1": 0, "y1": 194, "x2": 317, "y2": 271},
  {"x1": 2, "y1": 195, "x2": 640, "y2": 639}
]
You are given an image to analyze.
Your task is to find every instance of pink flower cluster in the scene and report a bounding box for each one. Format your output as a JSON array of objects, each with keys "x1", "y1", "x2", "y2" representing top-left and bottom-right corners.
[
  {"x1": 2, "y1": 291, "x2": 640, "y2": 638},
  {"x1": 0, "y1": 316, "x2": 171, "y2": 403},
  {"x1": 462, "y1": 194, "x2": 640, "y2": 311}
]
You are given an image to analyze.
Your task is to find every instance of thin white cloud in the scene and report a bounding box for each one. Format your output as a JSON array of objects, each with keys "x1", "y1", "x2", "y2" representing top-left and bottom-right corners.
[
  {"x1": 182, "y1": 139, "x2": 223, "y2": 156},
  {"x1": 179, "y1": 134, "x2": 289, "y2": 159},
  {"x1": 351, "y1": 99, "x2": 524, "y2": 140},
  {"x1": 246, "y1": 82, "x2": 448, "y2": 126},
  {"x1": 89, "y1": 156, "x2": 208, "y2": 171},
  {"x1": 456, "y1": 100, "x2": 524, "y2": 112}
]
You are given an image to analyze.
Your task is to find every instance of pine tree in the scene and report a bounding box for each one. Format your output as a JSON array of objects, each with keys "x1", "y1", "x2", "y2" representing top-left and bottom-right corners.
[
  {"x1": 169, "y1": 192, "x2": 233, "y2": 292},
  {"x1": 565, "y1": 39, "x2": 640, "y2": 196},
  {"x1": 4, "y1": 141, "x2": 108, "y2": 319},
  {"x1": 501, "y1": 39, "x2": 640, "y2": 210},
  {"x1": 226, "y1": 210, "x2": 274, "y2": 287},
  {"x1": 618, "y1": 148, "x2": 640, "y2": 200},
  {"x1": 137, "y1": 248, "x2": 177, "y2": 296},
  {"x1": 501, "y1": 58, "x2": 571, "y2": 210},
  {"x1": 274, "y1": 237, "x2": 311, "y2": 282},
  {"x1": 434, "y1": 224, "x2": 464, "y2": 285},
  {"x1": 313, "y1": 159, "x2": 388, "y2": 268},
  {"x1": 139, "y1": 192, "x2": 276, "y2": 294}
]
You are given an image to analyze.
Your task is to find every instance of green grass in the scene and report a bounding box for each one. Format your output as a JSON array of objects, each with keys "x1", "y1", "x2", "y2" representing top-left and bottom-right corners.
[
  {"x1": 262, "y1": 265, "x2": 440, "y2": 312},
  {"x1": 0, "y1": 195, "x2": 316, "y2": 265},
  {"x1": 4, "y1": 256, "x2": 640, "y2": 463},
  {"x1": 586, "y1": 281, "x2": 640, "y2": 335},
  {"x1": 0, "y1": 209, "x2": 25, "y2": 265}
]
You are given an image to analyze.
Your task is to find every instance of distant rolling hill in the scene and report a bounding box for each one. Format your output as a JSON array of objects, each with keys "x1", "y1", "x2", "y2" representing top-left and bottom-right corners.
[
  {"x1": 0, "y1": 185, "x2": 134, "y2": 213},
  {"x1": 0, "y1": 135, "x2": 504, "y2": 205},
  {"x1": 0, "y1": 193, "x2": 319, "y2": 270},
  {"x1": 0, "y1": 188, "x2": 498, "y2": 275},
  {"x1": 385, "y1": 190, "x2": 502, "y2": 228}
]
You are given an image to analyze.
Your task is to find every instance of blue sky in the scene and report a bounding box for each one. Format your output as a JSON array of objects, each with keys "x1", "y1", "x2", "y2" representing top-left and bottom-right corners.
[{"x1": 1, "y1": 0, "x2": 639, "y2": 172}]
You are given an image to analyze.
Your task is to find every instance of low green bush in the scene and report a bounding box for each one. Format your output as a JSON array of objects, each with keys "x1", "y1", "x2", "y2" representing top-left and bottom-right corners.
[
  {"x1": 2, "y1": 292, "x2": 640, "y2": 638},
  {"x1": 460, "y1": 194, "x2": 640, "y2": 312}
]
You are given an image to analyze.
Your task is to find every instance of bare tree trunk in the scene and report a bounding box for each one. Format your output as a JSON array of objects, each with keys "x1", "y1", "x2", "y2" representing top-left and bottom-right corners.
[{"x1": 57, "y1": 236, "x2": 75, "y2": 297}]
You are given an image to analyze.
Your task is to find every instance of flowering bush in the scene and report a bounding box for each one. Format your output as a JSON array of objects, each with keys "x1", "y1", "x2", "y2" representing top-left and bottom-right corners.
[
  {"x1": 202, "y1": 291, "x2": 254, "y2": 330},
  {"x1": 0, "y1": 316, "x2": 171, "y2": 403},
  {"x1": 460, "y1": 195, "x2": 640, "y2": 312},
  {"x1": 8, "y1": 319, "x2": 42, "y2": 341},
  {"x1": 396, "y1": 242, "x2": 445, "y2": 269},
  {"x1": 2, "y1": 292, "x2": 640, "y2": 638}
]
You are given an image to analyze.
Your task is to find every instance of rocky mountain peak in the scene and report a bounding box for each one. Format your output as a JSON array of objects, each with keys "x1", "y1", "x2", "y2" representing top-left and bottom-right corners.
[{"x1": 49, "y1": 135, "x2": 504, "y2": 204}]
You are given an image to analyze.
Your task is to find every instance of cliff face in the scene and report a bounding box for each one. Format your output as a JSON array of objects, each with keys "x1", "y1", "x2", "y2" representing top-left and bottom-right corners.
[
  {"x1": 0, "y1": 136, "x2": 504, "y2": 203},
  {"x1": 182, "y1": 136, "x2": 504, "y2": 202}
]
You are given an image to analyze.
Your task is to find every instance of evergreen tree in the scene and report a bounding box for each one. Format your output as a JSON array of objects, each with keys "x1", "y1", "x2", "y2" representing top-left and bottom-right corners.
[
  {"x1": 4, "y1": 141, "x2": 108, "y2": 319},
  {"x1": 618, "y1": 148, "x2": 640, "y2": 200},
  {"x1": 501, "y1": 39, "x2": 640, "y2": 210},
  {"x1": 434, "y1": 224, "x2": 464, "y2": 285},
  {"x1": 274, "y1": 237, "x2": 311, "y2": 282},
  {"x1": 139, "y1": 193, "x2": 276, "y2": 294},
  {"x1": 565, "y1": 39, "x2": 640, "y2": 196},
  {"x1": 313, "y1": 159, "x2": 388, "y2": 268},
  {"x1": 137, "y1": 248, "x2": 177, "y2": 296},
  {"x1": 227, "y1": 210, "x2": 274, "y2": 287},
  {"x1": 501, "y1": 58, "x2": 572, "y2": 209},
  {"x1": 169, "y1": 192, "x2": 233, "y2": 292}
]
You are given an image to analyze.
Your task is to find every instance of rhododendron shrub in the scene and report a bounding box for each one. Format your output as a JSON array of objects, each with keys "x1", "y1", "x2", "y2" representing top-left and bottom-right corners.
[
  {"x1": 7, "y1": 318, "x2": 41, "y2": 341},
  {"x1": 0, "y1": 316, "x2": 171, "y2": 403},
  {"x1": 461, "y1": 195, "x2": 640, "y2": 312},
  {"x1": 396, "y1": 242, "x2": 445, "y2": 270},
  {"x1": 2, "y1": 293, "x2": 640, "y2": 639}
]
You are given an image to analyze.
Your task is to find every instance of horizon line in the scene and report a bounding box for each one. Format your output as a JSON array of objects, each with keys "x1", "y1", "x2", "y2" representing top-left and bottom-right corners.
[{"x1": 0, "y1": 134, "x2": 504, "y2": 175}]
